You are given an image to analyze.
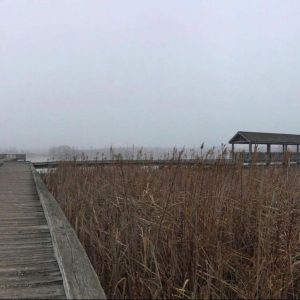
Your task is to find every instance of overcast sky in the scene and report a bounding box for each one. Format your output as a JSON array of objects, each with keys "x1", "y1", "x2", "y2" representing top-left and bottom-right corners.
[{"x1": 1, "y1": 0, "x2": 300, "y2": 150}]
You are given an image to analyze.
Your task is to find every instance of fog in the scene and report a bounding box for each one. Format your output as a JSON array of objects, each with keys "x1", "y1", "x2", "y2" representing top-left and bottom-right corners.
[{"x1": 1, "y1": 1, "x2": 300, "y2": 152}]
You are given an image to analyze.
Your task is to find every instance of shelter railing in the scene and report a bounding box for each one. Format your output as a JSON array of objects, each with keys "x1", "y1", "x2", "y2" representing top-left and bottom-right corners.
[{"x1": 233, "y1": 152, "x2": 300, "y2": 162}]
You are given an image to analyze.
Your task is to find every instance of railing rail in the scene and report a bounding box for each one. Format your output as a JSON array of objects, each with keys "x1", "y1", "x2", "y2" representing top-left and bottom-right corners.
[
  {"x1": 32, "y1": 159, "x2": 235, "y2": 169},
  {"x1": 233, "y1": 151, "x2": 300, "y2": 162}
]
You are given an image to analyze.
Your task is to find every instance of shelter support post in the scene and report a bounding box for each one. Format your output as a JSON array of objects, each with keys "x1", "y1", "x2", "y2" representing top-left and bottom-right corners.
[
  {"x1": 231, "y1": 144, "x2": 235, "y2": 161},
  {"x1": 267, "y1": 144, "x2": 271, "y2": 165},
  {"x1": 283, "y1": 144, "x2": 285, "y2": 155},
  {"x1": 282, "y1": 144, "x2": 288, "y2": 164},
  {"x1": 249, "y1": 143, "x2": 252, "y2": 162},
  {"x1": 297, "y1": 145, "x2": 299, "y2": 164}
]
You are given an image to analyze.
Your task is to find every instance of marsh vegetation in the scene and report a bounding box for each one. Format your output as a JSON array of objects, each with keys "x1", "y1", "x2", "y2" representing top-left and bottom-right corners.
[{"x1": 44, "y1": 156, "x2": 300, "y2": 299}]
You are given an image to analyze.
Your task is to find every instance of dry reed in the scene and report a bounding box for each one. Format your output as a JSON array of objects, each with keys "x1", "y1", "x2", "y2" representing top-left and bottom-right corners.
[{"x1": 44, "y1": 158, "x2": 300, "y2": 299}]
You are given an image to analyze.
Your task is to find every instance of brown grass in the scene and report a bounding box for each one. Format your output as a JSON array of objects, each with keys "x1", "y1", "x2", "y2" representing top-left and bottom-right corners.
[{"x1": 44, "y1": 158, "x2": 300, "y2": 299}]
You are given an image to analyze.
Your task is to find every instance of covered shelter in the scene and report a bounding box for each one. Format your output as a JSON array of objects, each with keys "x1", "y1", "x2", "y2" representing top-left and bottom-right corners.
[{"x1": 229, "y1": 131, "x2": 300, "y2": 162}]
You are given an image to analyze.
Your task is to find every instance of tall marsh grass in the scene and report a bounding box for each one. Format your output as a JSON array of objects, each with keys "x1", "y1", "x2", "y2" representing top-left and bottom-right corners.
[{"x1": 44, "y1": 158, "x2": 300, "y2": 299}]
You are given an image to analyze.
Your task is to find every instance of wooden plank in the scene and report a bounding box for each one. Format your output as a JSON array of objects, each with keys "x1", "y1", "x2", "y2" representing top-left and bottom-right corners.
[
  {"x1": 0, "y1": 218, "x2": 47, "y2": 224},
  {"x1": 0, "y1": 227, "x2": 50, "y2": 234},
  {"x1": 0, "y1": 216, "x2": 46, "y2": 221},
  {"x1": 0, "y1": 263, "x2": 61, "y2": 274},
  {"x1": 0, "y1": 249, "x2": 56, "y2": 258},
  {"x1": 0, "y1": 284, "x2": 66, "y2": 299},
  {"x1": 0, "y1": 253, "x2": 60, "y2": 262},
  {"x1": 0, "y1": 238, "x2": 53, "y2": 246},
  {"x1": 0, "y1": 277, "x2": 64, "y2": 288},
  {"x1": 0, "y1": 258, "x2": 58, "y2": 267},
  {"x1": 0, "y1": 244, "x2": 54, "y2": 251}
]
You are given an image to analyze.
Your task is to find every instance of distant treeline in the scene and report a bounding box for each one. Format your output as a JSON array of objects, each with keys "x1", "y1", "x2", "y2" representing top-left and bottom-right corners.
[{"x1": 47, "y1": 144, "x2": 229, "y2": 161}]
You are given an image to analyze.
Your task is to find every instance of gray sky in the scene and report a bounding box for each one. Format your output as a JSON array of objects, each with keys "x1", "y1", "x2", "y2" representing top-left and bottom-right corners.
[{"x1": 1, "y1": 0, "x2": 300, "y2": 150}]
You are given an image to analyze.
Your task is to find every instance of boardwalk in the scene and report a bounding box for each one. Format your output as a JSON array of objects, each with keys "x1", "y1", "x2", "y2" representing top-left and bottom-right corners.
[
  {"x1": 0, "y1": 162, "x2": 65, "y2": 299},
  {"x1": 0, "y1": 161, "x2": 105, "y2": 299}
]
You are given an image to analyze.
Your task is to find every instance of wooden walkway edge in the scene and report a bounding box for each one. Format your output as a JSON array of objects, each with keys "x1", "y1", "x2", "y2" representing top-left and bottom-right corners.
[
  {"x1": 0, "y1": 162, "x2": 105, "y2": 299},
  {"x1": 31, "y1": 165, "x2": 106, "y2": 299}
]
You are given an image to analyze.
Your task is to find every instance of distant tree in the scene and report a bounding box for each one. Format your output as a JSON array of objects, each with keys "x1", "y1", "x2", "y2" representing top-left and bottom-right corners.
[{"x1": 48, "y1": 145, "x2": 78, "y2": 160}]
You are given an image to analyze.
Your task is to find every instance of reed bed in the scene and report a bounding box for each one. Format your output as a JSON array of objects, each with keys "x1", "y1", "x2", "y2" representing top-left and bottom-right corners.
[{"x1": 44, "y1": 159, "x2": 300, "y2": 299}]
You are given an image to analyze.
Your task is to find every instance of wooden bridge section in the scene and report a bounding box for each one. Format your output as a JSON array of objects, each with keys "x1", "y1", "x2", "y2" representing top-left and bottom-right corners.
[{"x1": 0, "y1": 161, "x2": 105, "y2": 299}]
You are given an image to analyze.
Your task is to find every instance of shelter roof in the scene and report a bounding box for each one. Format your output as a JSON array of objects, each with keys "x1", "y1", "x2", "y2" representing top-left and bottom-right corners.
[{"x1": 229, "y1": 131, "x2": 300, "y2": 145}]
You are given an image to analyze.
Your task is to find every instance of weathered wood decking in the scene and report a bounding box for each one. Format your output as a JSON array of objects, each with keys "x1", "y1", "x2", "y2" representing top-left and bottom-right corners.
[
  {"x1": 0, "y1": 161, "x2": 105, "y2": 299},
  {"x1": 0, "y1": 162, "x2": 65, "y2": 299}
]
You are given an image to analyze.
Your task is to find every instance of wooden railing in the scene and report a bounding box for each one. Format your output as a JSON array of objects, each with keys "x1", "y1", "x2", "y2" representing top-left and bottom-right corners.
[
  {"x1": 0, "y1": 153, "x2": 26, "y2": 161},
  {"x1": 233, "y1": 152, "x2": 300, "y2": 162},
  {"x1": 32, "y1": 159, "x2": 235, "y2": 169}
]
